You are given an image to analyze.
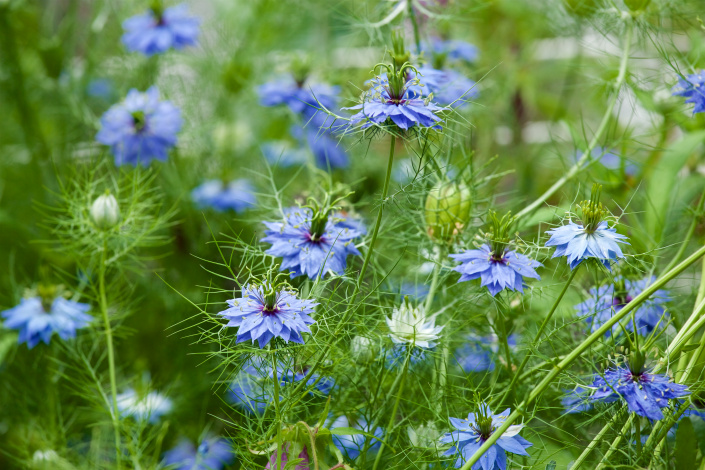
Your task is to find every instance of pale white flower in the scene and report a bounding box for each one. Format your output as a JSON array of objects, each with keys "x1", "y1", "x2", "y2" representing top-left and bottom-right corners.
[
  {"x1": 408, "y1": 421, "x2": 441, "y2": 448},
  {"x1": 386, "y1": 302, "x2": 443, "y2": 349},
  {"x1": 115, "y1": 388, "x2": 172, "y2": 423}
]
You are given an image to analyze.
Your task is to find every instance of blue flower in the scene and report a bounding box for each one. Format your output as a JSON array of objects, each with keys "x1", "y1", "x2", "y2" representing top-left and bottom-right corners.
[
  {"x1": 217, "y1": 284, "x2": 317, "y2": 348},
  {"x1": 672, "y1": 71, "x2": 705, "y2": 114},
  {"x1": 450, "y1": 244, "x2": 541, "y2": 296},
  {"x1": 455, "y1": 334, "x2": 517, "y2": 373},
  {"x1": 227, "y1": 358, "x2": 286, "y2": 413},
  {"x1": 2, "y1": 296, "x2": 92, "y2": 349},
  {"x1": 262, "y1": 207, "x2": 364, "y2": 279},
  {"x1": 574, "y1": 277, "x2": 670, "y2": 336},
  {"x1": 440, "y1": 404, "x2": 532, "y2": 470},
  {"x1": 191, "y1": 179, "x2": 256, "y2": 213},
  {"x1": 87, "y1": 78, "x2": 114, "y2": 99},
  {"x1": 122, "y1": 4, "x2": 199, "y2": 56},
  {"x1": 115, "y1": 388, "x2": 172, "y2": 423},
  {"x1": 96, "y1": 86, "x2": 182, "y2": 166},
  {"x1": 384, "y1": 343, "x2": 430, "y2": 369},
  {"x1": 302, "y1": 128, "x2": 349, "y2": 169},
  {"x1": 424, "y1": 38, "x2": 479, "y2": 63},
  {"x1": 261, "y1": 141, "x2": 310, "y2": 167},
  {"x1": 343, "y1": 76, "x2": 447, "y2": 131},
  {"x1": 293, "y1": 370, "x2": 337, "y2": 395},
  {"x1": 258, "y1": 75, "x2": 340, "y2": 128},
  {"x1": 417, "y1": 66, "x2": 478, "y2": 107},
  {"x1": 561, "y1": 386, "x2": 592, "y2": 414},
  {"x1": 590, "y1": 365, "x2": 689, "y2": 420},
  {"x1": 580, "y1": 148, "x2": 638, "y2": 176},
  {"x1": 329, "y1": 415, "x2": 383, "y2": 460},
  {"x1": 163, "y1": 437, "x2": 234, "y2": 470},
  {"x1": 545, "y1": 221, "x2": 628, "y2": 270}
]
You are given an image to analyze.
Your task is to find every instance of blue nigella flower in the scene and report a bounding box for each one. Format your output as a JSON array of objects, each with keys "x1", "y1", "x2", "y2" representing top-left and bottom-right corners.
[
  {"x1": 191, "y1": 179, "x2": 257, "y2": 213},
  {"x1": 293, "y1": 370, "x2": 336, "y2": 395},
  {"x1": 440, "y1": 403, "x2": 532, "y2": 470},
  {"x1": 262, "y1": 207, "x2": 365, "y2": 280},
  {"x1": 87, "y1": 78, "x2": 114, "y2": 99},
  {"x1": 227, "y1": 357, "x2": 288, "y2": 414},
  {"x1": 258, "y1": 75, "x2": 340, "y2": 129},
  {"x1": 302, "y1": 128, "x2": 349, "y2": 169},
  {"x1": 575, "y1": 277, "x2": 670, "y2": 336},
  {"x1": 672, "y1": 71, "x2": 705, "y2": 114},
  {"x1": 424, "y1": 37, "x2": 479, "y2": 63},
  {"x1": 455, "y1": 334, "x2": 517, "y2": 373},
  {"x1": 115, "y1": 388, "x2": 172, "y2": 423},
  {"x1": 122, "y1": 4, "x2": 199, "y2": 56},
  {"x1": 450, "y1": 244, "x2": 541, "y2": 297},
  {"x1": 96, "y1": 86, "x2": 182, "y2": 166},
  {"x1": 561, "y1": 386, "x2": 592, "y2": 414},
  {"x1": 416, "y1": 66, "x2": 478, "y2": 107},
  {"x1": 163, "y1": 437, "x2": 234, "y2": 470},
  {"x1": 217, "y1": 283, "x2": 317, "y2": 348},
  {"x1": 329, "y1": 415, "x2": 384, "y2": 460},
  {"x1": 261, "y1": 141, "x2": 309, "y2": 167},
  {"x1": 545, "y1": 185, "x2": 628, "y2": 270},
  {"x1": 2, "y1": 296, "x2": 92, "y2": 349},
  {"x1": 590, "y1": 363, "x2": 689, "y2": 421}
]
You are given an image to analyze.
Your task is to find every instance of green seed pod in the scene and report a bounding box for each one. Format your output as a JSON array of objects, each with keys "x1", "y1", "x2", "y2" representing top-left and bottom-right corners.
[
  {"x1": 424, "y1": 181, "x2": 472, "y2": 243},
  {"x1": 624, "y1": 0, "x2": 650, "y2": 11}
]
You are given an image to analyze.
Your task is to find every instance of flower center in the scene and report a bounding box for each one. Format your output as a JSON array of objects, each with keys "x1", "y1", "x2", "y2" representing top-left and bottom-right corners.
[
  {"x1": 578, "y1": 184, "x2": 607, "y2": 233},
  {"x1": 37, "y1": 284, "x2": 57, "y2": 312},
  {"x1": 132, "y1": 111, "x2": 147, "y2": 133},
  {"x1": 472, "y1": 415, "x2": 494, "y2": 440}
]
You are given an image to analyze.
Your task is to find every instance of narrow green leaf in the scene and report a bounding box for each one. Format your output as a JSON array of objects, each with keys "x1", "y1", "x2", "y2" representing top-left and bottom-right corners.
[{"x1": 675, "y1": 416, "x2": 696, "y2": 470}]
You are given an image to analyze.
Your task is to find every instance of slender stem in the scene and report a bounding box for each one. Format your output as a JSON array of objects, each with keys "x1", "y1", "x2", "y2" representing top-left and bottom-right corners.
[
  {"x1": 423, "y1": 245, "x2": 444, "y2": 313},
  {"x1": 494, "y1": 301, "x2": 513, "y2": 376},
  {"x1": 495, "y1": 268, "x2": 579, "y2": 407},
  {"x1": 426, "y1": 245, "x2": 446, "y2": 413},
  {"x1": 99, "y1": 237, "x2": 121, "y2": 468},
  {"x1": 595, "y1": 415, "x2": 635, "y2": 470},
  {"x1": 272, "y1": 351, "x2": 283, "y2": 470},
  {"x1": 407, "y1": 0, "x2": 422, "y2": 55},
  {"x1": 664, "y1": 192, "x2": 705, "y2": 274},
  {"x1": 458, "y1": 243, "x2": 705, "y2": 470},
  {"x1": 635, "y1": 415, "x2": 642, "y2": 458},
  {"x1": 372, "y1": 348, "x2": 411, "y2": 470},
  {"x1": 515, "y1": 20, "x2": 633, "y2": 222},
  {"x1": 570, "y1": 409, "x2": 624, "y2": 470},
  {"x1": 677, "y1": 258, "x2": 705, "y2": 381}
]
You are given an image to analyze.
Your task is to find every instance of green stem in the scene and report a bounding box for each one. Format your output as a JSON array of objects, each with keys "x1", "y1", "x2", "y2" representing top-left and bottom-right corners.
[
  {"x1": 272, "y1": 351, "x2": 283, "y2": 470},
  {"x1": 635, "y1": 415, "x2": 642, "y2": 458},
  {"x1": 458, "y1": 243, "x2": 705, "y2": 470},
  {"x1": 495, "y1": 268, "x2": 579, "y2": 407},
  {"x1": 426, "y1": 245, "x2": 446, "y2": 413},
  {"x1": 570, "y1": 409, "x2": 624, "y2": 470},
  {"x1": 664, "y1": 193, "x2": 705, "y2": 274},
  {"x1": 372, "y1": 348, "x2": 411, "y2": 470},
  {"x1": 595, "y1": 414, "x2": 635, "y2": 470},
  {"x1": 494, "y1": 301, "x2": 513, "y2": 376},
  {"x1": 515, "y1": 20, "x2": 633, "y2": 222},
  {"x1": 407, "y1": 0, "x2": 422, "y2": 55},
  {"x1": 99, "y1": 237, "x2": 121, "y2": 468},
  {"x1": 423, "y1": 245, "x2": 444, "y2": 313}
]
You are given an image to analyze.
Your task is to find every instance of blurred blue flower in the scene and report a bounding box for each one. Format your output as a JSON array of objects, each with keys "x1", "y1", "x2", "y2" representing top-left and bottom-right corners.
[
  {"x1": 384, "y1": 343, "x2": 429, "y2": 369},
  {"x1": 455, "y1": 334, "x2": 517, "y2": 373},
  {"x1": 329, "y1": 415, "x2": 383, "y2": 460},
  {"x1": 440, "y1": 403, "x2": 532, "y2": 469},
  {"x1": 258, "y1": 75, "x2": 339, "y2": 128},
  {"x1": 394, "y1": 282, "x2": 430, "y2": 300},
  {"x1": 227, "y1": 358, "x2": 286, "y2": 413},
  {"x1": 590, "y1": 365, "x2": 689, "y2": 420},
  {"x1": 424, "y1": 37, "x2": 479, "y2": 63},
  {"x1": 417, "y1": 66, "x2": 478, "y2": 107},
  {"x1": 261, "y1": 141, "x2": 310, "y2": 167},
  {"x1": 294, "y1": 371, "x2": 337, "y2": 395},
  {"x1": 672, "y1": 71, "x2": 705, "y2": 114},
  {"x1": 545, "y1": 220, "x2": 628, "y2": 270},
  {"x1": 115, "y1": 388, "x2": 172, "y2": 423},
  {"x1": 343, "y1": 76, "x2": 446, "y2": 131},
  {"x1": 122, "y1": 4, "x2": 199, "y2": 56},
  {"x1": 561, "y1": 386, "x2": 592, "y2": 414},
  {"x1": 450, "y1": 244, "x2": 541, "y2": 296},
  {"x1": 302, "y1": 128, "x2": 349, "y2": 169},
  {"x1": 86, "y1": 78, "x2": 114, "y2": 99},
  {"x1": 575, "y1": 277, "x2": 670, "y2": 336},
  {"x1": 574, "y1": 148, "x2": 638, "y2": 175},
  {"x1": 217, "y1": 283, "x2": 317, "y2": 348},
  {"x1": 163, "y1": 437, "x2": 234, "y2": 470},
  {"x1": 2, "y1": 297, "x2": 91, "y2": 349},
  {"x1": 262, "y1": 207, "x2": 365, "y2": 279},
  {"x1": 96, "y1": 86, "x2": 182, "y2": 166},
  {"x1": 191, "y1": 179, "x2": 256, "y2": 213}
]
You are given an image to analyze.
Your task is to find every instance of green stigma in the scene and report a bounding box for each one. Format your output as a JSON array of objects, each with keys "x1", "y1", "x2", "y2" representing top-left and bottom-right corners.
[
  {"x1": 486, "y1": 210, "x2": 516, "y2": 261},
  {"x1": 473, "y1": 400, "x2": 495, "y2": 439},
  {"x1": 578, "y1": 184, "x2": 608, "y2": 233},
  {"x1": 37, "y1": 284, "x2": 58, "y2": 312},
  {"x1": 132, "y1": 111, "x2": 147, "y2": 132},
  {"x1": 261, "y1": 268, "x2": 292, "y2": 312}
]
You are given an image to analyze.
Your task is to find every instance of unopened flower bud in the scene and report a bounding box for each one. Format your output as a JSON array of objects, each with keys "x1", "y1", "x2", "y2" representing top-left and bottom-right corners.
[
  {"x1": 350, "y1": 336, "x2": 376, "y2": 364},
  {"x1": 90, "y1": 192, "x2": 120, "y2": 230},
  {"x1": 424, "y1": 181, "x2": 472, "y2": 243}
]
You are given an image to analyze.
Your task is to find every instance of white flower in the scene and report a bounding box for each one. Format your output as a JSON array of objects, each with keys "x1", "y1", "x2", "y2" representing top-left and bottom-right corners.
[
  {"x1": 408, "y1": 421, "x2": 441, "y2": 448},
  {"x1": 115, "y1": 388, "x2": 172, "y2": 423},
  {"x1": 90, "y1": 192, "x2": 120, "y2": 229},
  {"x1": 350, "y1": 335, "x2": 376, "y2": 363},
  {"x1": 386, "y1": 301, "x2": 443, "y2": 349}
]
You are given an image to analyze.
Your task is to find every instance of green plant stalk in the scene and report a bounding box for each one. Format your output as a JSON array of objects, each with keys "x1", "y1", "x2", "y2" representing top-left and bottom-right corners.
[
  {"x1": 458, "y1": 244, "x2": 705, "y2": 470},
  {"x1": 570, "y1": 409, "x2": 624, "y2": 470},
  {"x1": 495, "y1": 268, "x2": 579, "y2": 407},
  {"x1": 515, "y1": 20, "x2": 633, "y2": 222},
  {"x1": 99, "y1": 237, "x2": 121, "y2": 468},
  {"x1": 635, "y1": 415, "x2": 641, "y2": 458},
  {"x1": 594, "y1": 414, "x2": 635, "y2": 470},
  {"x1": 424, "y1": 245, "x2": 444, "y2": 313},
  {"x1": 372, "y1": 347, "x2": 412, "y2": 470},
  {"x1": 426, "y1": 245, "x2": 446, "y2": 413},
  {"x1": 663, "y1": 193, "x2": 705, "y2": 274},
  {"x1": 677, "y1": 259, "x2": 705, "y2": 381},
  {"x1": 407, "y1": 0, "x2": 421, "y2": 55},
  {"x1": 272, "y1": 351, "x2": 283, "y2": 470}
]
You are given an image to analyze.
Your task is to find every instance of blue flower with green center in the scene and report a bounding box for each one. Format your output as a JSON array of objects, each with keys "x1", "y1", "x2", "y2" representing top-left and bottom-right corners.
[
  {"x1": 545, "y1": 185, "x2": 628, "y2": 269},
  {"x1": 96, "y1": 87, "x2": 182, "y2": 166},
  {"x1": 440, "y1": 402, "x2": 532, "y2": 470},
  {"x1": 262, "y1": 205, "x2": 365, "y2": 279},
  {"x1": 163, "y1": 437, "x2": 234, "y2": 470},
  {"x1": 122, "y1": 4, "x2": 199, "y2": 56},
  {"x1": 217, "y1": 282, "x2": 317, "y2": 348},
  {"x1": 2, "y1": 292, "x2": 92, "y2": 349},
  {"x1": 672, "y1": 71, "x2": 705, "y2": 114}
]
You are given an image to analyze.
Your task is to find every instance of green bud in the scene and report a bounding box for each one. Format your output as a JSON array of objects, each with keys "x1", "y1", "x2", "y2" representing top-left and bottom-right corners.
[
  {"x1": 424, "y1": 181, "x2": 472, "y2": 243},
  {"x1": 90, "y1": 191, "x2": 120, "y2": 230},
  {"x1": 624, "y1": 0, "x2": 650, "y2": 11},
  {"x1": 563, "y1": 0, "x2": 598, "y2": 16}
]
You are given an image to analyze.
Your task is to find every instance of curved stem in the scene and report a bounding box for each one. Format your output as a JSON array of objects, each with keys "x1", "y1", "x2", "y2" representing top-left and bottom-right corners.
[
  {"x1": 458, "y1": 243, "x2": 705, "y2": 470},
  {"x1": 515, "y1": 20, "x2": 633, "y2": 222},
  {"x1": 372, "y1": 348, "x2": 411, "y2": 470},
  {"x1": 99, "y1": 237, "x2": 121, "y2": 468},
  {"x1": 495, "y1": 267, "x2": 579, "y2": 407}
]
